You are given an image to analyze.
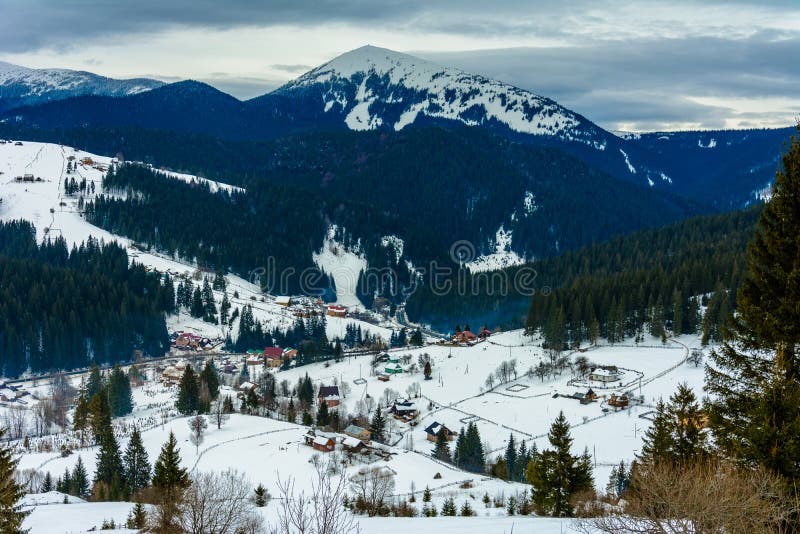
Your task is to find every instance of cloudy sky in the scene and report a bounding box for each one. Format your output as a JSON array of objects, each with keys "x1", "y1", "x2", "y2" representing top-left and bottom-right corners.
[{"x1": 2, "y1": 0, "x2": 799, "y2": 131}]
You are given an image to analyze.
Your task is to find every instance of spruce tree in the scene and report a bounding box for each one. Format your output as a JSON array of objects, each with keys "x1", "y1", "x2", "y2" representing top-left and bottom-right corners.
[
  {"x1": 370, "y1": 405, "x2": 386, "y2": 443},
  {"x1": 667, "y1": 383, "x2": 708, "y2": 463},
  {"x1": 505, "y1": 433, "x2": 517, "y2": 479},
  {"x1": 94, "y1": 428, "x2": 124, "y2": 500},
  {"x1": 72, "y1": 456, "x2": 90, "y2": 498},
  {"x1": 706, "y1": 128, "x2": 800, "y2": 481},
  {"x1": 0, "y1": 430, "x2": 29, "y2": 532},
  {"x1": 199, "y1": 360, "x2": 220, "y2": 401},
  {"x1": 123, "y1": 427, "x2": 151, "y2": 497},
  {"x1": 152, "y1": 432, "x2": 189, "y2": 497},
  {"x1": 639, "y1": 398, "x2": 673, "y2": 465},
  {"x1": 433, "y1": 427, "x2": 451, "y2": 462},
  {"x1": 108, "y1": 364, "x2": 133, "y2": 417},
  {"x1": 176, "y1": 365, "x2": 199, "y2": 415},
  {"x1": 41, "y1": 472, "x2": 53, "y2": 493},
  {"x1": 316, "y1": 401, "x2": 330, "y2": 427}
]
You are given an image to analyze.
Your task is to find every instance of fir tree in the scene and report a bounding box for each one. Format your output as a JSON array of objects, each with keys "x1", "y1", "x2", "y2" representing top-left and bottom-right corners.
[
  {"x1": 505, "y1": 433, "x2": 517, "y2": 480},
  {"x1": 123, "y1": 427, "x2": 151, "y2": 497},
  {"x1": 151, "y1": 432, "x2": 189, "y2": 498},
  {"x1": 85, "y1": 362, "x2": 103, "y2": 399},
  {"x1": 71, "y1": 456, "x2": 90, "y2": 498},
  {"x1": 706, "y1": 128, "x2": 800, "y2": 481},
  {"x1": 254, "y1": 484, "x2": 268, "y2": 507},
  {"x1": 667, "y1": 383, "x2": 708, "y2": 463},
  {"x1": 126, "y1": 502, "x2": 147, "y2": 530},
  {"x1": 107, "y1": 364, "x2": 133, "y2": 417},
  {"x1": 370, "y1": 405, "x2": 387, "y2": 444},
  {"x1": 433, "y1": 426, "x2": 451, "y2": 462},
  {"x1": 94, "y1": 428, "x2": 124, "y2": 500},
  {"x1": 441, "y1": 497, "x2": 457, "y2": 516},
  {"x1": 199, "y1": 360, "x2": 220, "y2": 401},
  {"x1": 316, "y1": 400, "x2": 330, "y2": 427},
  {"x1": 176, "y1": 365, "x2": 199, "y2": 415},
  {"x1": 41, "y1": 472, "x2": 53, "y2": 493},
  {"x1": 0, "y1": 430, "x2": 28, "y2": 533},
  {"x1": 639, "y1": 398, "x2": 673, "y2": 465}
]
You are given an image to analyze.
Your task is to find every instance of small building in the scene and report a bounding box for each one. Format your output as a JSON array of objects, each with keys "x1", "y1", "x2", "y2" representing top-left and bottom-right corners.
[
  {"x1": 341, "y1": 436, "x2": 366, "y2": 453},
  {"x1": 326, "y1": 305, "x2": 347, "y2": 318},
  {"x1": 377, "y1": 374, "x2": 391, "y2": 382},
  {"x1": 344, "y1": 425, "x2": 371, "y2": 442},
  {"x1": 384, "y1": 363, "x2": 403, "y2": 375},
  {"x1": 264, "y1": 346, "x2": 284, "y2": 368},
  {"x1": 608, "y1": 394, "x2": 629, "y2": 408},
  {"x1": 239, "y1": 381, "x2": 257, "y2": 395},
  {"x1": 424, "y1": 422, "x2": 456, "y2": 442},
  {"x1": 311, "y1": 435, "x2": 336, "y2": 453},
  {"x1": 589, "y1": 368, "x2": 620, "y2": 383},
  {"x1": 161, "y1": 360, "x2": 188, "y2": 385},
  {"x1": 390, "y1": 399, "x2": 418, "y2": 418},
  {"x1": 453, "y1": 330, "x2": 477, "y2": 344},
  {"x1": 317, "y1": 385, "x2": 341, "y2": 408},
  {"x1": 478, "y1": 328, "x2": 492, "y2": 340},
  {"x1": 275, "y1": 296, "x2": 292, "y2": 307}
]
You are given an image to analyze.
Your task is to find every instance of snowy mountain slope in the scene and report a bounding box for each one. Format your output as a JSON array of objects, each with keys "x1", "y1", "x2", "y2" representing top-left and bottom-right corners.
[
  {"x1": 0, "y1": 60, "x2": 163, "y2": 112},
  {"x1": 0, "y1": 140, "x2": 388, "y2": 343},
  {"x1": 277, "y1": 45, "x2": 609, "y2": 148}
]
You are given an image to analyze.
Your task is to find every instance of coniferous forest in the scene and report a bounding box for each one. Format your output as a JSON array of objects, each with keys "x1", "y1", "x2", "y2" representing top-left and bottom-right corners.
[{"x1": 0, "y1": 220, "x2": 172, "y2": 376}]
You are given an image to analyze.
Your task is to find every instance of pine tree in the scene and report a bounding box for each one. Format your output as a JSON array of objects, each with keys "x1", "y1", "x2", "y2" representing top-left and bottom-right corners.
[
  {"x1": 441, "y1": 497, "x2": 457, "y2": 516},
  {"x1": 94, "y1": 428, "x2": 124, "y2": 500},
  {"x1": 526, "y1": 412, "x2": 593, "y2": 517},
  {"x1": 151, "y1": 432, "x2": 189, "y2": 531},
  {"x1": 370, "y1": 405, "x2": 386, "y2": 443},
  {"x1": 108, "y1": 364, "x2": 133, "y2": 417},
  {"x1": 199, "y1": 360, "x2": 220, "y2": 401},
  {"x1": 88, "y1": 388, "x2": 112, "y2": 444},
  {"x1": 505, "y1": 433, "x2": 517, "y2": 480},
  {"x1": 639, "y1": 398, "x2": 673, "y2": 465},
  {"x1": 86, "y1": 362, "x2": 103, "y2": 399},
  {"x1": 151, "y1": 432, "x2": 189, "y2": 498},
  {"x1": 316, "y1": 400, "x2": 330, "y2": 427},
  {"x1": 254, "y1": 484, "x2": 268, "y2": 507},
  {"x1": 123, "y1": 427, "x2": 151, "y2": 497},
  {"x1": 176, "y1": 365, "x2": 199, "y2": 415},
  {"x1": 433, "y1": 426, "x2": 451, "y2": 462},
  {"x1": 706, "y1": 128, "x2": 800, "y2": 481},
  {"x1": 41, "y1": 472, "x2": 53, "y2": 493},
  {"x1": 126, "y1": 502, "x2": 147, "y2": 529},
  {"x1": 667, "y1": 383, "x2": 708, "y2": 463},
  {"x1": 72, "y1": 456, "x2": 90, "y2": 498},
  {"x1": 0, "y1": 430, "x2": 28, "y2": 532},
  {"x1": 286, "y1": 398, "x2": 296, "y2": 423}
]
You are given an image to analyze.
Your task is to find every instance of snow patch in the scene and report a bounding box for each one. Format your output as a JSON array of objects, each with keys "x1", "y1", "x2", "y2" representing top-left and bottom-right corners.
[
  {"x1": 466, "y1": 225, "x2": 524, "y2": 273},
  {"x1": 619, "y1": 149, "x2": 636, "y2": 174},
  {"x1": 312, "y1": 225, "x2": 367, "y2": 308}
]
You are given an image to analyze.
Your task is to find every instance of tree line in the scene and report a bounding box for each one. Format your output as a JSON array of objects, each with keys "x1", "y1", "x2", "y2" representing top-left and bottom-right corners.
[{"x1": 0, "y1": 220, "x2": 173, "y2": 377}]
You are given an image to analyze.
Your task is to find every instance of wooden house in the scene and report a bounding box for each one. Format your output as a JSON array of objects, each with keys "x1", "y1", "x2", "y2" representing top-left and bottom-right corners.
[
  {"x1": 317, "y1": 385, "x2": 341, "y2": 408},
  {"x1": 344, "y1": 424, "x2": 371, "y2": 442},
  {"x1": 424, "y1": 422, "x2": 456, "y2": 442},
  {"x1": 608, "y1": 394, "x2": 629, "y2": 408},
  {"x1": 326, "y1": 305, "x2": 347, "y2": 318}
]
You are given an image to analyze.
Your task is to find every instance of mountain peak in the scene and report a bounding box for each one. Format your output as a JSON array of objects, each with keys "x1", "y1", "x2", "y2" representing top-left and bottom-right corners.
[{"x1": 278, "y1": 45, "x2": 606, "y2": 146}]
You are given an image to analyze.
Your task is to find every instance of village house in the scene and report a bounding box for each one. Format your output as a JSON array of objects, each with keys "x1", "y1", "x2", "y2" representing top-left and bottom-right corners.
[
  {"x1": 304, "y1": 430, "x2": 336, "y2": 452},
  {"x1": 390, "y1": 399, "x2": 419, "y2": 419},
  {"x1": 589, "y1": 367, "x2": 620, "y2": 383},
  {"x1": 161, "y1": 360, "x2": 188, "y2": 385},
  {"x1": 264, "y1": 347, "x2": 284, "y2": 368},
  {"x1": 341, "y1": 436, "x2": 367, "y2": 454},
  {"x1": 238, "y1": 381, "x2": 258, "y2": 395},
  {"x1": 344, "y1": 424, "x2": 371, "y2": 442},
  {"x1": 0, "y1": 382, "x2": 29, "y2": 403},
  {"x1": 326, "y1": 304, "x2": 347, "y2": 318},
  {"x1": 572, "y1": 388, "x2": 598, "y2": 405},
  {"x1": 608, "y1": 393, "x2": 630, "y2": 408},
  {"x1": 478, "y1": 327, "x2": 492, "y2": 340},
  {"x1": 317, "y1": 385, "x2": 341, "y2": 408},
  {"x1": 275, "y1": 296, "x2": 292, "y2": 307},
  {"x1": 384, "y1": 362, "x2": 403, "y2": 375},
  {"x1": 453, "y1": 330, "x2": 477, "y2": 344},
  {"x1": 424, "y1": 422, "x2": 457, "y2": 442}
]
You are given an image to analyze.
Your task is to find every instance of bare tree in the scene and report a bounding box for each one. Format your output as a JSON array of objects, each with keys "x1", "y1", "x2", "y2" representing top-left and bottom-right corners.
[
  {"x1": 180, "y1": 470, "x2": 265, "y2": 534},
  {"x1": 405, "y1": 382, "x2": 421, "y2": 399},
  {"x1": 188, "y1": 415, "x2": 207, "y2": 454},
  {"x1": 208, "y1": 398, "x2": 230, "y2": 430},
  {"x1": 273, "y1": 462, "x2": 360, "y2": 534},
  {"x1": 688, "y1": 349, "x2": 704, "y2": 367},
  {"x1": 340, "y1": 382, "x2": 351, "y2": 399},
  {"x1": 349, "y1": 466, "x2": 396, "y2": 517},
  {"x1": 576, "y1": 459, "x2": 797, "y2": 534},
  {"x1": 5, "y1": 405, "x2": 28, "y2": 440},
  {"x1": 380, "y1": 388, "x2": 399, "y2": 408}
]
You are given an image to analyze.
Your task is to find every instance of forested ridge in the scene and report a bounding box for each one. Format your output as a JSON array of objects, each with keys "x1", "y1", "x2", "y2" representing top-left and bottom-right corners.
[
  {"x1": 0, "y1": 220, "x2": 172, "y2": 376},
  {"x1": 406, "y1": 206, "x2": 760, "y2": 336}
]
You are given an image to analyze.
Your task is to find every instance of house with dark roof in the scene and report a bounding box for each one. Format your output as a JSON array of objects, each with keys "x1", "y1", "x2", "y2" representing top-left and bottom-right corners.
[
  {"x1": 317, "y1": 385, "x2": 341, "y2": 408},
  {"x1": 424, "y1": 421, "x2": 456, "y2": 442}
]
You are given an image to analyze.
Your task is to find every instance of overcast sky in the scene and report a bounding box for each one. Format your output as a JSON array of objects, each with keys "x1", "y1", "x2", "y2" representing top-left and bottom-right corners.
[{"x1": 2, "y1": 0, "x2": 799, "y2": 131}]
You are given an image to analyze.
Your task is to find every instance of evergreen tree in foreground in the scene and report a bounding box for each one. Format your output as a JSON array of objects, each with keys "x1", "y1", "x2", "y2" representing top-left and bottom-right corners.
[
  {"x1": 0, "y1": 429, "x2": 29, "y2": 532},
  {"x1": 94, "y1": 428, "x2": 125, "y2": 500},
  {"x1": 123, "y1": 427, "x2": 151, "y2": 497},
  {"x1": 706, "y1": 127, "x2": 800, "y2": 481},
  {"x1": 72, "y1": 456, "x2": 90, "y2": 498},
  {"x1": 152, "y1": 432, "x2": 190, "y2": 497},
  {"x1": 526, "y1": 411, "x2": 593, "y2": 517}
]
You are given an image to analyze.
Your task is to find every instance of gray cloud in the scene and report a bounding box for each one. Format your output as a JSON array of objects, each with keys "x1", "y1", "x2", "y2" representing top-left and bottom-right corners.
[
  {"x1": 270, "y1": 64, "x2": 313, "y2": 74},
  {"x1": 418, "y1": 34, "x2": 800, "y2": 130}
]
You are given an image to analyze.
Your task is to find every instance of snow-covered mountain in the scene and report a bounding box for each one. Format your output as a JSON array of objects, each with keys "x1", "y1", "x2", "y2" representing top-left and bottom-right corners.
[
  {"x1": 277, "y1": 45, "x2": 609, "y2": 149},
  {"x1": 0, "y1": 60, "x2": 163, "y2": 112}
]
